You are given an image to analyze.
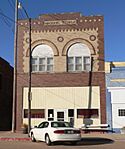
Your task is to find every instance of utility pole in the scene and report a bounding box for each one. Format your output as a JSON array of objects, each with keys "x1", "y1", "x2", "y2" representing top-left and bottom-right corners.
[
  {"x1": 13, "y1": 1, "x2": 32, "y2": 134},
  {"x1": 18, "y1": 2, "x2": 32, "y2": 135},
  {"x1": 88, "y1": 57, "x2": 93, "y2": 109},
  {"x1": 28, "y1": 18, "x2": 32, "y2": 135},
  {"x1": 12, "y1": 0, "x2": 18, "y2": 132}
]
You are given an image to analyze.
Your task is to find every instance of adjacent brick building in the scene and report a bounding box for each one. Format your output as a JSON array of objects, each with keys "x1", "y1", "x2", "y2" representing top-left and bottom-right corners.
[
  {"x1": 0, "y1": 57, "x2": 13, "y2": 130},
  {"x1": 15, "y1": 12, "x2": 106, "y2": 131}
]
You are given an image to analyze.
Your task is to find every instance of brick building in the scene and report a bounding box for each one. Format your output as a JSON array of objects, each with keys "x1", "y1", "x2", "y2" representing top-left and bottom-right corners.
[
  {"x1": 0, "y1": 57, "x2": 13, "y2": 130},
  {"x1": 15, "y1": 12, "x2": 106, "y2": 131}
]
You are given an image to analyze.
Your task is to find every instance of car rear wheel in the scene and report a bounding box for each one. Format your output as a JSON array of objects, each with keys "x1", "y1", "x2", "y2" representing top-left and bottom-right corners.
[
  {"x1": 31, "y1": 133, "x2": 36, "y2": 142},
  {"x1": 45, "y1": 134, "x2": 51, "y2": 146}
]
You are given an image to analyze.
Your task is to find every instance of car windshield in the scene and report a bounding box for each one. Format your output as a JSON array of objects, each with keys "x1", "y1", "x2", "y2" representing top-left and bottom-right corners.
[{"x1": 51, "y1": 122, "x2": 72, "y2": 128}]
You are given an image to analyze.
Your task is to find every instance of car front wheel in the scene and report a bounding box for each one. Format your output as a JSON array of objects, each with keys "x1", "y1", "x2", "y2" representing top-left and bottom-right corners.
[
  {"x1": 31, "y1": 133, "x2": 36, "y2": 142},
  {"x1": 45, "y1": 134, "x2": 51, "y2": 146}
]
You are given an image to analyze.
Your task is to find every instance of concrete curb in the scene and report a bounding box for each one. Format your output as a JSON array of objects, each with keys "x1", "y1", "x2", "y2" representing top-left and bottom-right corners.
[{"x1": 0, "y1": 137, "x2": 31, "y2": 141}]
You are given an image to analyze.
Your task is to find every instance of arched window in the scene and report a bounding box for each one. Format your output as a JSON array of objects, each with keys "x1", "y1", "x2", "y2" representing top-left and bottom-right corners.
[
  {"x1": 32, "y1": 44, "x2": 54, "y2": 72},
  {"x1": 67, "y1": 43, "x2": 91, "y2": 72}
]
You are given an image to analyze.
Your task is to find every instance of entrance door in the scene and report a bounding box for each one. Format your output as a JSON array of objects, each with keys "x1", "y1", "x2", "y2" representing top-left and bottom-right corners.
[
  {"x1": 54, "y1": 109, "x2": 67, "y2": 121},
  {"x1": 57, "y1": 111, "x2": 64, "y2": 121}
]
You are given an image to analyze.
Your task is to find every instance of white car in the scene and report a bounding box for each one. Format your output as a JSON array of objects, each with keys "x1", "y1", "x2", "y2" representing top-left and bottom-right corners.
[{"x1": 30, "y1": 121, "x2": 81, "y2": 145}]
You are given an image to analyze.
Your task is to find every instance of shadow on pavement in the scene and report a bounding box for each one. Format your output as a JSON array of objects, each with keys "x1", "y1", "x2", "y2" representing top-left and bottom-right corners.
[
  {"x1": 53, "y1": 137, "x2": 114, "y2": 146},
  {"x1": 79, "y1": 137, "x2": 114, "y2": 146}
]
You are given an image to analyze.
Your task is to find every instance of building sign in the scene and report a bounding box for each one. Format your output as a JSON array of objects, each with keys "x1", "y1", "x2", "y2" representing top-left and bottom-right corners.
[{"x1": 44, "y1": 20, "x2": 77, "y2": 26}]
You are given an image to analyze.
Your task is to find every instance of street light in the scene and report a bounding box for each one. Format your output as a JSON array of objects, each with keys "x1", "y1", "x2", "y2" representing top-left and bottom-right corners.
[
  {"x1": 12, "y1": 0, "x2": 32, "y2": 135},
  {"x1": 18, "y1": 2, "x2": 32, "y2": 135}
]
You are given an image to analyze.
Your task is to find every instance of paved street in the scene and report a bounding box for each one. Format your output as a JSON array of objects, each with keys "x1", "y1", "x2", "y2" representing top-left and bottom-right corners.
[
  {"x1": 0, "y1": 139, "x2": 124, "y2": 149},
  {"x1": 0, "y1": 133, "x2": 125, "y2": 149}
]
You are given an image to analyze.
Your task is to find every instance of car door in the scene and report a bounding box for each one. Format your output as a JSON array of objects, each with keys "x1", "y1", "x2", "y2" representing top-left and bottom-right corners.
[
  {"x1": 36, "y1": 122, "x2": 49, "y2": 141},
  {"x1": 33, "y1": 122, "x2": 44, "y2": 141}
]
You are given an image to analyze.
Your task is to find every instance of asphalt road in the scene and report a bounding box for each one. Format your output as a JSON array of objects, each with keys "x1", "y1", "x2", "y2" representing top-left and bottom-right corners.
[{"x1": 0, "y1": 137, "x2": 125, "y2": 149}]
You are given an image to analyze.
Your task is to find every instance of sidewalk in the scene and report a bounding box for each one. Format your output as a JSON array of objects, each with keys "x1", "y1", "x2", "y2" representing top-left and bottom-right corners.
[{"x1": 0, "y1": 131, "x2": 31, "y2": 141}]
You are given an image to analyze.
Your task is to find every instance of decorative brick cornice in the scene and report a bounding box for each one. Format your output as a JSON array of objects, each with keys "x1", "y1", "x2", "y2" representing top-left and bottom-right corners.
[{"x1": 18, "y1": 13, "x2": 103, "y2": 32}]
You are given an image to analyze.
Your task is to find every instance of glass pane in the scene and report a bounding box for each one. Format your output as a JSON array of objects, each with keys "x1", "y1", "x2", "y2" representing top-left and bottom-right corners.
[
  {"x1": 75, "y1": 57, "x2": 82, "y2": 64},
  {"x1": 76, "y1": 64, "x2": 82, "y2": 71},
  {"x1": 47, "y1": 65, "x2": 53, "y2": 71},
  {"x1": 57, "y1": 112, "x2": 64, "y2": 121},
  {"x1": 68, "y1": 64, "x2": 74, "y2": 71},
  {"x1": 32, "y1": 58, "x2": 37, "y2": 64},
  {"x1": 39, "y1": 58, "x2": 45, "y2": 64},
  {"x1": 57, "y1": 112, "x2": 64, "y2": 118},
  {"x1": 68, "y1": 57, "x2": 73, "y2": 64},
  {"x1": 68, "y1": 109, "x2": 74, "y2": 117},
  {"x1": 24, "y1": 109, "x2": 45, "y2": 118},
  {"x1": 77, "y1": 109, "x2": 98, "y2": 118},
  {"x1": 32, "y1": 65, "x2": 37, "y2": 72},
  {"x1": 47, "y1": 58, "x2": 53, "y2": 64},
  {"x1": 84, "y1": 64, "x2": 90, "y2": 71},
  {"x1": 84, "y1": 57, "x2": 90, "y2": 64},
  {"x1": 39, "y1": 65, "x2": 45, "y2": 71}
]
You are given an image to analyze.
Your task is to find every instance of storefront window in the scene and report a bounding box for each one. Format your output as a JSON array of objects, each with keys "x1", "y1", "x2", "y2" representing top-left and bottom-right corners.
[
  {"x1": 24, "y1": 109, "x2": 45, "y2": 118},
  {"x1": 77, "y1": 109, "x2": 98, "y2": 118}
]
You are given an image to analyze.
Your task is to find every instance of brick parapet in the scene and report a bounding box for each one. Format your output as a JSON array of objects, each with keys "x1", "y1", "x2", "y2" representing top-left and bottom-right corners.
[{"x1": 18, "y1": 13, "x2": 104, "y2": 32}]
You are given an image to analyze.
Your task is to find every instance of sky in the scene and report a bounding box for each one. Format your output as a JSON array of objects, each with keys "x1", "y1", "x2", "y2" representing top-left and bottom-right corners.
[{"x1": 0, "y1": 0, "x2": 125, "y2": 66}]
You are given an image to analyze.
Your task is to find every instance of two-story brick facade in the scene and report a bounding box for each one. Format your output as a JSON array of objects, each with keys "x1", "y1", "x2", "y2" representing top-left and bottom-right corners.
[{"x1": 15, "y1": 12, "x2": 106, "y2": 131}]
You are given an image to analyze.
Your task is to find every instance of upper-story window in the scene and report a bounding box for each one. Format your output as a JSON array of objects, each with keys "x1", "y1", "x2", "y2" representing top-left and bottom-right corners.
[
  {"x1": 32, "y1": 44, "x2": 54, "y2": 72},
  {"x1": 67, "y1": 43, "x2": 91, "y2": 72},
  {"x1": 118, "y1": 109, "x2": 125, "y2": 116}
]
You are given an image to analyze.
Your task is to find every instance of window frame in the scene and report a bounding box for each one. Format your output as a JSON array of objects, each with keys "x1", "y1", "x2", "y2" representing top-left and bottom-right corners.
[
  {"x1": 31, "y1": 57, "x2": 54, "y2": 72},
  {"x1": 118, "y1": 109, "x2": 125, "y2": 116},
  {"x1": 68, "y1": 56, "x2": 91, "y2": 72}
]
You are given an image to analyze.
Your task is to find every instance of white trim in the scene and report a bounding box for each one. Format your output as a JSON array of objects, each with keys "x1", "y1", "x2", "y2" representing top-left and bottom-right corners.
[{"x1": 107, "y1": 87, "x2": 125, "y2": 92}]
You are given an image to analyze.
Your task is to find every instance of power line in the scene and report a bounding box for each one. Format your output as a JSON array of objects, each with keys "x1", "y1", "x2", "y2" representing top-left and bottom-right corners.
[
  {"x1": 0, "y1": 11, "x2": 29, "y2": 29},
  {"x1": 8, "y1": 0, "x2": 24, "y2": 19},
  {"x1": 0, "y1": 11, "x2": 15, "y2": 23},
  {"x1": 10, "y1": 0, "x2": 15, "y2": 7},
  {"x1": 8, "y1": 0, "x2": 15, "y2": 13},
  {"x1": 0, "y1": 9, "x2": 14, "y2": 33}
]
